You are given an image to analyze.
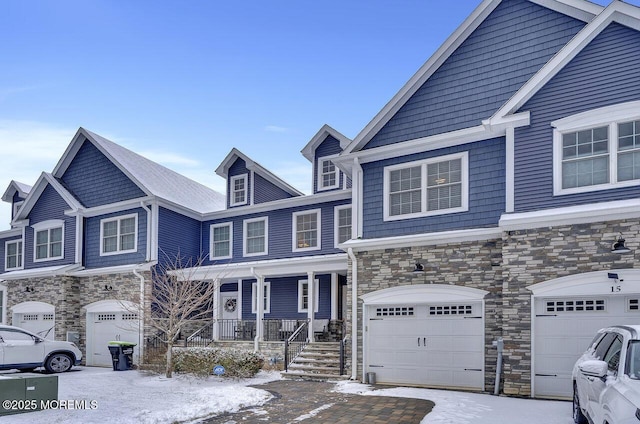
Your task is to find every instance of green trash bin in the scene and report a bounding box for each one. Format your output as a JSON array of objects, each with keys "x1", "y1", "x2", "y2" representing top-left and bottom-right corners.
[{"x1": 107, "y1": 341, "x2": 136, "y2": 371}]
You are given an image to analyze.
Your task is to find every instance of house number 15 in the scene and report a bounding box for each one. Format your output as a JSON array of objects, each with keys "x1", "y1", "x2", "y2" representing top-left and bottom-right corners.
[{"x1": 611, "y1": 285, "x2": 622, "y2": 293}]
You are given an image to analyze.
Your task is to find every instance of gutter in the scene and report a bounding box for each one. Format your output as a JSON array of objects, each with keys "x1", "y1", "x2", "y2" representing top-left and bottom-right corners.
[{"x1": 347, "y1": 248, "x2": 358, "y2": 381}]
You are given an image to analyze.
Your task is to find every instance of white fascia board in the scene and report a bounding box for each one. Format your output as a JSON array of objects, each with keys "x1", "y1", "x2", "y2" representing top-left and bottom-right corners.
[
  {"x1": 70, "y1": 262, "x2": 154, "y2": 277},
  {"x1": 2, "y1": 180, "x2": 32, "y2": 203},
  {"x1": 64, "y1": 196, "x2": 155, "y2": 218},
  {"x1": 301, "y1": 124, "x2": 352, "y2": 162},
  {"x1": 203, "y1": 190, "x2": 351, "y2": 221},
  {"x1": 489, "y1": 1, "x2": 640, "y2": 123},
  {"x1": 530, "y1": 0, "x2": 602, "y2": 21},
  {"x1": 499, "y1": 199, "x2": 640, "y2": 231},
  {"x1": 0, "y1": 264, "x2": 82, "y2": 280},
  {"x1": 0, "y1": 228, "x2": 22, "y2": 238},
  {"x1": 344, "y1": 0, "x2": 501, "y2": 154},
  {"x1": 171, "y1": 253, "x2": 348, "y2": 281},
  {"x1": 13, "y1": 173, "x2": 81, "y2": 222},
  {"x1": 340, "y1": 227, "x2": 502, "y2": 252}
]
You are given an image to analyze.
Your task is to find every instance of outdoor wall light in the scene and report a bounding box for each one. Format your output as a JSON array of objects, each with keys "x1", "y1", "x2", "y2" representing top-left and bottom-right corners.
[
  {"x1": 24, "y1": 286, "x2": 33, "y2": 292},
  {"x1": 412, "y1": 262, "x2": 425, "y2": 274},
  {"x1": 104, "y1": 285, "x2": 113, "y2": 291},
  {"x1": 611, "y1": 234, "x2": 632, "y2": 254}
]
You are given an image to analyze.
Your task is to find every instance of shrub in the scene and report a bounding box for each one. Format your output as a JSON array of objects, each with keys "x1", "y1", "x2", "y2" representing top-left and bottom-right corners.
[{"x1": 172, "y1": 347, "x2": 265, "y2": 378}]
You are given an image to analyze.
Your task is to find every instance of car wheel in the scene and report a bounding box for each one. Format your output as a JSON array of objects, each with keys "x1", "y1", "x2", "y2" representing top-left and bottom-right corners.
[
  {"x1": 45, "y1": 353, "x2": 72, "y2": 373},
  {"x1": 573, "y1": 384, "x2": 588, "y2": 424}
]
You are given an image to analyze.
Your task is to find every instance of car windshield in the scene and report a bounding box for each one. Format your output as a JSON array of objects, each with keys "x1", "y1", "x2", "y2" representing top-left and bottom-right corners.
[{"x1": 627, "y1": 340, "x2": 640, "y2": 379}]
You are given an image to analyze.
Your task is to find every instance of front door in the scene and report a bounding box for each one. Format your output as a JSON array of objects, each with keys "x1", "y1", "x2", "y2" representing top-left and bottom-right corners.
[{"x1": 221, "y1": 292, "x2": 238, "y2": 340}]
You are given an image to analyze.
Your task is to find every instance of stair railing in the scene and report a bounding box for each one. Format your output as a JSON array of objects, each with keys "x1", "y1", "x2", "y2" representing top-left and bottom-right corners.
[{"x1": 284, "y1": 319, "x2": 309, "y2": 372}]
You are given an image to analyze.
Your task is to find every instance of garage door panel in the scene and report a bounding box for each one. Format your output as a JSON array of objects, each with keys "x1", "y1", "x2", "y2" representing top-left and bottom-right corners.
[
  {"x1": 88, "y1": 311, "x2": 140, "y2": 367},
  {"x1": 453, "y1": 352, "x2": 484, "y2": 368}
]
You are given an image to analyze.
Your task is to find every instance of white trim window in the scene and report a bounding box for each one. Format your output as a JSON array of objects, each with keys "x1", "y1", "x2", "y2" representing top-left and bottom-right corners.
[
  {"x1": 100, "y1": 214, "x2": 137, "y2": 256},
  {"x1": 243, "y1": 217, "x2": 268, "y2": 256},
  {"x1": 32, "y1": 220, "x2": 64, "y2": 262},
  {"x1": 553, "y1": 101, "x2": 640, "y2": 195},
  {"x1": 297, "y1": 279, "x2": 319, "y2": 313},
  {"x1": 292, "y1": 209, "x2": 321, "y2": 252},
  {"x1": 230, "y1": 174, "x2": 248, "y2": 206},
  {"x1": 251, "y1": 281, "x2": 271, "y2": 314},
  {"x1": 334, "y1": 206, "x2": 352, "y2": 246},
  {"x1": 5, "y1": 240, "x2": 23, "y2": 270},
  {"x1": 210, "y1": 222, "x2": 233, "y2": 260},
  {"x1": 317, "y1": 156, "x2": 339, "y2": 191},
  {"x1": 383, "y1": 152, "x2": 468, "y2": 221}
]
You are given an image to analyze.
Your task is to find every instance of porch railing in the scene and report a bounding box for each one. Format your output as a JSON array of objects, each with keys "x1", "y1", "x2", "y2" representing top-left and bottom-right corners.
[
  {"x1": 284, "y1": 319, "x2": 310, "y2": 372},
  {"x1": 185, "y1": 322, "x2": 214, "y2": 347}
]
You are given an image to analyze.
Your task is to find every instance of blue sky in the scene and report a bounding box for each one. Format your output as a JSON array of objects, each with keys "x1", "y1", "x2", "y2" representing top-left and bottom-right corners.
[{"x1": 0, "y1": 0, "x2": 637, "y2": 230}]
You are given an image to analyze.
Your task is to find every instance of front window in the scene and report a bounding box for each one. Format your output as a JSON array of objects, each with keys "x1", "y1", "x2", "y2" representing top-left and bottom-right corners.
[
  {"x1": 251, "y1": 281, "x2": 271, "y2": 314},
  {"x1": 244, "y1": 217, "x2": 267, "y2": 256},
  {"x1": 293, "y1": 210, "x2": 320, "y2": 252},
  {"x1": 335, "y1": 206, "x2": 352, "y2": 245},
  {"x1": 298, "y1": 279, "x2": 319, "y2": 313},
  {"x1": 100, "y1": 214, "x2": 137, "y2": 256},
  {"x1": 34, "y1": 226, "x2": 63, "y2": 261},
  {"x1": 230, "y1": 175, "x2": 248, "y2": 206},
  {"x1": 553, "y1": 101, "x2": 640, "y2": 195},
  {"x1": 384, "y1": 152, "x2": 468, "y2": 221},
  {"x1": 318, "y1": 157, "x2": 338, "y2": 190},
  {"x1": 626, "y1": 340, "x2": 640, "y2": 379},
  {"x1": 5, "y1": 240, "x2": 23, "y2": 270},
  {"x1": 211, "y1": 223, "x2": 232, "y2": 259}
]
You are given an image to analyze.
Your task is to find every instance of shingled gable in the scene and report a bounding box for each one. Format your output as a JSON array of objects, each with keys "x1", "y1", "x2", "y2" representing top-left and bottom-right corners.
[
  {"x1": 341, "y1": 0, "x2": 603, "y2": 156},
  {"x1": 300, "y1": 124, "x2": 351, "y2": 163},
  {"x1": 486, "y1": 0, "x2": 640, "y2": 127},
  {"x1": 215, "y1": 147, "x2": 304, "y2": 197},
  {"x1": 52, "y1": 127, "x2": 225, "y2": 214}
]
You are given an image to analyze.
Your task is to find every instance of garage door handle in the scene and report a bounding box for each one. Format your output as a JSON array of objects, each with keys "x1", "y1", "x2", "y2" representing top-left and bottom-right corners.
[
  {"x1": 417, "y1": 338, "x2": 420, "y2": 346},
  {"x1": 535, "y1": 373, "x2": 557, "y2": 377},
  {"x1": 464, "y1": 368, "x2": 482, "y2": 371}
]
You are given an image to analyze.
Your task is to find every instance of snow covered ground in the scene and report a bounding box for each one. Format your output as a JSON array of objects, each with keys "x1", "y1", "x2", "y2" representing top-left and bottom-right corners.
[{"x1": 0, "y1": 367, "x2": 573, "y2": 423}]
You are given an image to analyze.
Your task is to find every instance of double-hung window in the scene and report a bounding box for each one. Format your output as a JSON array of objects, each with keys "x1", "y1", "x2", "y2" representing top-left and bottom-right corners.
[
  {"x1": 334, "y1": 206, "x2": 352, "y2": 246},
  {"x1": 32, "y1": 220, "x2": 64, "y2": 262},
  {"x1": 384, "y1": 152, "x2": 468, "y2": 221},
  {"x1": 210, "y1": 222, "x2": 232, "y2": 260},
  {"x1": 230, "y1": 174, "x2": 248, "y2": 206},
  {"x1": 5, "y1": 240, "x2": 23, "y2": 270},
  {"x1": 297, "y1": 279, "x2": 319, "y2": 313},
  {"x1": 251, "y1": 281, "x2": 271, "y2": 314},
  {"x1": 553, "y1": 101, "x2": 640, "y2": 195},
  {"x1": 317, "y1": 156, "x2": 339, "y2": 190},
  {"x1": 293, "y1": 209, "x2": 321, "y2": 252},
  {"x1": 243, "y1": 217, "x2": 267, "y2": 256},
  {"x1": 100, "y1": 214, "x2": 137, "y2": 256}
]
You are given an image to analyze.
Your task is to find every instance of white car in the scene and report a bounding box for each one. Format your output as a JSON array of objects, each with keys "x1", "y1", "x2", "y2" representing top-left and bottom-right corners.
[
  {"x1": 0, "y1": 324, "x2": 82, "y2": 373},
  {"x1": 572, "y1": 325, "x2": 640, "y2": 424}
]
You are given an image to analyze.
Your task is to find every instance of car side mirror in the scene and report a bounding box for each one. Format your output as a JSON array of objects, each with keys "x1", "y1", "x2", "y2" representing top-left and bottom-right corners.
[
  {"x1": 34, "y1": 337, "x2": 44, "y2": 343},
  {"x1": 579, "y1": 360, "x2": 608, "y2": 379}
]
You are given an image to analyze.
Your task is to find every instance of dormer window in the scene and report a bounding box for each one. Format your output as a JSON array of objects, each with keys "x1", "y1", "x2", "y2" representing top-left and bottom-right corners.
[
  {"x1": 317, "y1": 156, "x2": 339, "y2": 191},
  {"x1": 12, "y1": 201, "x2": 23, "y2": 219},
  {"x1": 230, "y1": 174, "x2": 248, "y2": 206}
]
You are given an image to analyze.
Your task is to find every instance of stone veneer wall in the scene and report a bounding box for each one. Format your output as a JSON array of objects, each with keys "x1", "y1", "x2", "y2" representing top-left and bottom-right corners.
[
  {"x1": 501, "y1": 219, "x2": 639, "y2": 396},
  {"x1": 349, "y1": 239, "x2": 503, "y2": 391},
  {"x1": 5, "y1": 270, "x2": 153, "y2": 365}
]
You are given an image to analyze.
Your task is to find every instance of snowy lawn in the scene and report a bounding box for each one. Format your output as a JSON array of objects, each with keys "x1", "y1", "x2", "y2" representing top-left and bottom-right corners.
[
  {"x1": 0, "y1": 367, "x2": 574, "y2": 424},
  {"x1": 335, "y1": 380, "x2": 574, "y2": 424}
]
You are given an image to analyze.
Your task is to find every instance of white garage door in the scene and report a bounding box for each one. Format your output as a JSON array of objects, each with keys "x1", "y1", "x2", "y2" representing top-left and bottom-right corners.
[
  {"x1": 366, "y1": 302, "x2": 484, "y2": 390},
  {"x1": 12, "y1": 302, "x2": 56, "y2": 339},
  {"x1": 534, "y1": 295, "x2": 640, "y2": 399},
  {"x1": 88, "y1": 311, "x2": 140, "y2": 367}
]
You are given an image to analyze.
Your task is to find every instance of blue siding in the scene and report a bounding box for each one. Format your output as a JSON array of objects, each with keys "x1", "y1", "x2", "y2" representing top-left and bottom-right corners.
[
  {"x1": 0, "y1": 234, "x2": 22, "y2": 271},
  {"x1": 157, "y1": 207, "x2": 203, "y2": 267},
  {"x1": 221, "y1": 282, "x2": 238, "y2": 292},
  {"x1": 61, "y1": 140, "x2": 146, "y2": 207},
  {"x1": 203, "y1": 199, "x2": 351, "y2": 265},
  {"x1": 253, "y1": 173, "x2": 294, "y2": 204},
  {"x1": 514, "y1": 23, "x2": 640, "y2": 212},
  {"x1": 362, "y1": 137, "x2": 505, "y2": 238},
  {"x1": 240, "y1": 275, "x2": 331, "y2": 320},
  {"x1": 84, "y1": 208, "x2": 147, "y2": 268},
  {"x1": 314, "y1": 135, "x2": 346, "y2": 193},
  {"x1": 364, "y1": 0, "x2": 585, "y2": 149},
  {"x1": 24, "y1": 184, "x2": 76, "y2": 269},
  {"x1": 227, "y1": 159, "x2": 251, "y2": 208}
]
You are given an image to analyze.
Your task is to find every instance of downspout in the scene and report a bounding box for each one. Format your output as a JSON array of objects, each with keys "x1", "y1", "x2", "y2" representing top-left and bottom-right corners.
[
  {"x1": 140, "y1": 202, "x2": 152, "y2": 262},
  {"x1": 347, "y1": 247, "x2": 358, "y2": 381},
  {"x1": 493, "y1": 337, "x2": 504, "y2": 395},
  {"x1": 132, "y1": 265, "x2": 147, "y2": 364},
  {"x1": 250, "y1": 267, "x2": 263, "y2": 352}
]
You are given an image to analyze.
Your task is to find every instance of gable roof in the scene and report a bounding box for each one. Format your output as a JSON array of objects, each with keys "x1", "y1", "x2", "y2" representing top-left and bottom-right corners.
[
  {"x1": 300, "y1": 124, "x2": 352, "y2": 162},
  {"x1": 52, "y1": 128, "x2": 225, "y2": 214},
  {"x1": 14, "y1": 172, "x2": 83, "y2": 221},
  {"x1": 1, "y1": 180, "x2": 32, "y2": 203},
  {"x1": 486, "y1": 0, "x2": 640, "y2": 126},
  {"x1": 342, "y1": 0, "x2": 602, "y2": 155},
  {"x1": 215, "y1": 148, "x2": 304, "y2": 197}
]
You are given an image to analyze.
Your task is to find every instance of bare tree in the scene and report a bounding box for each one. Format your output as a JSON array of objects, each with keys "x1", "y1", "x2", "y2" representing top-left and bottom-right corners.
[{"x1": 145, "y1": 252, "x2": 218, "y2": 378}]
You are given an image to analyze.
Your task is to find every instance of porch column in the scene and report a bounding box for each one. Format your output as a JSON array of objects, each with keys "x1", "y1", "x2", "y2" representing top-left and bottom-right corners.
[
  {"x1": 307, "y1": 271, "x2": 315, "y2": 342},
  {"x1": 212, "y1": 279, "x2": 221, "y2": 341},
  {"x1": 330, "y1": 273, "x2": 338, "y2": 321},
  {"x1": 256, "y1": 275, "x2": 265, "y2": 342}
]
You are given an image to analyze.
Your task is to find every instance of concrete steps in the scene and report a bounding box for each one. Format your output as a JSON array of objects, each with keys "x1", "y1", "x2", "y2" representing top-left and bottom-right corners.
[{"x1": 282, "y1": 342, "x2": 347, "y2": 381}]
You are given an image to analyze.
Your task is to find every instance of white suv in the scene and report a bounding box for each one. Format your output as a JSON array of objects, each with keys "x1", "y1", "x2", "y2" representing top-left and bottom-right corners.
[
  {"x1": 572, "y1": 325, "x2": 640, "y2": 424},
  {"x1": 0, "y1": 325, "x2": 82, "y2": 373}
]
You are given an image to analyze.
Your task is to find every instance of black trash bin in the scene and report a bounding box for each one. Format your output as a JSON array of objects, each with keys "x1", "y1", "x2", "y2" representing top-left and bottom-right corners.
[{"x1": 108, "y1": 341, "x2": 136, "y2": 371}]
